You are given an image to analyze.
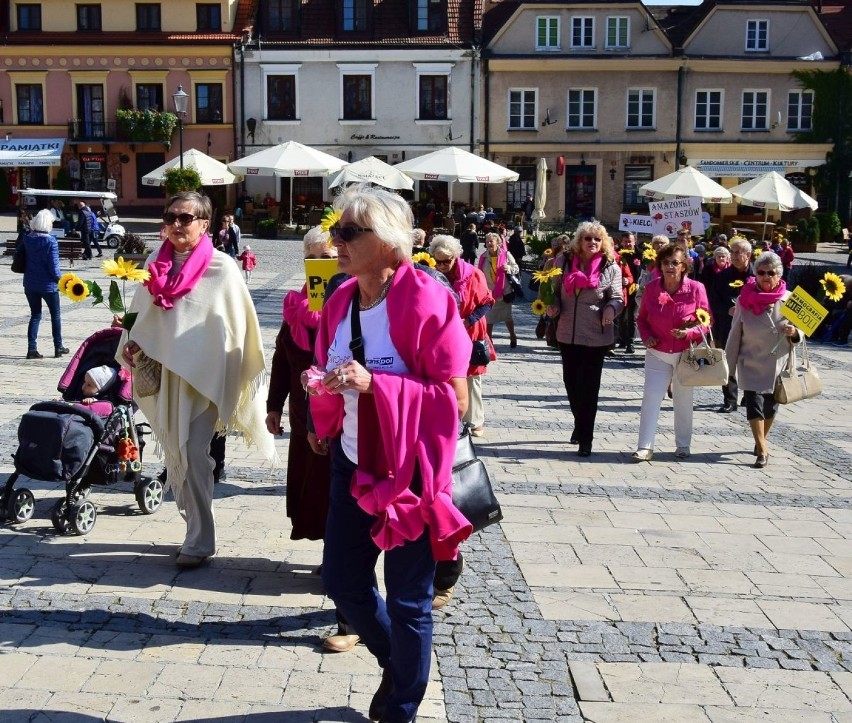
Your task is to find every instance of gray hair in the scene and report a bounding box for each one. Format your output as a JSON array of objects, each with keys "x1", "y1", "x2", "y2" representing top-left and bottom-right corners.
[
  {"x1": 302, "y1": 225, "x2": 334, "y2": 256},
  {"x1": 651, "y1": 234, "x2": 670, "y2": 250},
  {"x1": 167, "y1": 191, "x2": 212, "y2": 220},
  {"x1": 714, "y1": 246, "x2": 731, "y2": 258},
  {"x1": 412, "y1": 228, "x2": 427, "y2": 246},
  {"x1": 731, "y1": 238, "x2": 752, "y2": 254},
  {"x1": 428, "y1": 234, "x2": 462, "y2": 258},
  {"x1": 30, "y1": 208, "x2": 55, "y2": 234},
  {"x1": 334, "y1": 183, "x2": 413, "y2": 263},
  {"x1": 755, "y1": 250, "x2": 783, "y2": 276}
]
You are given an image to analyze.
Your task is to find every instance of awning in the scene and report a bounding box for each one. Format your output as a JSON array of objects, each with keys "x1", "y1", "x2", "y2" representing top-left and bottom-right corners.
[{"x1": 0, "y1": 138, "x2": 65, "y2": 167}]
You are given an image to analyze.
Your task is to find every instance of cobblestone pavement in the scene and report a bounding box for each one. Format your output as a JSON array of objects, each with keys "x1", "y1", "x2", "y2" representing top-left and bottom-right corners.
[{"x1": 1, "y1": 217, "x2": 851, "y2": 722}]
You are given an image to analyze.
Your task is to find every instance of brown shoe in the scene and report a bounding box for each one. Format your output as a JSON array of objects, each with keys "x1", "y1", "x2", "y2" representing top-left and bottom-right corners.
[
  {"x1": 322, "y1": 633, "x2": 360, "y2": 653},
  {"x1": 432, "y1": 586, "x2": 455, "y2": 610}
]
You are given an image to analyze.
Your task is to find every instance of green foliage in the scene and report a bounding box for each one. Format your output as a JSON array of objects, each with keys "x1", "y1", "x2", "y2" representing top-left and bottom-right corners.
[
  {"x1": 52, "y1": 168, "x2": 72, "y2": 191},
  {"x1": 163, "y1": 167, "x2": 202, "y2": 195},
  {"x1": 815, "y1": 211, "x2": 841, "y2": 240},
  {"x1": 256, "y1": 217, "x2": 278, "y2": 238},
  {"x1": 116, "y1": 109, "x2": 178, "y2": 143}
]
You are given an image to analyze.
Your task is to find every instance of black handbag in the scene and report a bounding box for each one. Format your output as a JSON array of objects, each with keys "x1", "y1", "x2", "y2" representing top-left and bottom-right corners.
[
  {"x1": 11, "y1": 241, "x2": 26, "y2": 273},
  {"x1": 452, "y1": 425, "x2": 502, "y2": 532},
  {"x1": 502, "y1": 273, "x2": 524, "y2": 303},
  {"x1": 470, "y1": 339, "x2": 491, "y2": 366}
]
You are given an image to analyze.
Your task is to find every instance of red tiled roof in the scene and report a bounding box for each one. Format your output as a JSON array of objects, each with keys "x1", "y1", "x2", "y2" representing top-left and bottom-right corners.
[{"x1": 817, "y1": 3, "x2": 852, "y2": 51}]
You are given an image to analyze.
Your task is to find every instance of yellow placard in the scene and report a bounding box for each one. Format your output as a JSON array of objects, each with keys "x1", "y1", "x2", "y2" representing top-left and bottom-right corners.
[
  {"x1": 304, "y1": 258, "x2": 339, "y2": 311},
  {"x1": 780, "y1": 285, "x2": 828, "y2": 337}
]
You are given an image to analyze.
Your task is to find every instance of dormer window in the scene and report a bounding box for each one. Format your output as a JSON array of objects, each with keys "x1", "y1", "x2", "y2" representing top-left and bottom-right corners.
[
  {"x1": 746, "y1": 19, "x2": 768, "y2": 52},
  {"x1": 415, "y1": 0, "x2": 444, "y2": 34},
  {"x1": 341, "y1": 0, "x2": 369, "y2": 32},
  {"x1": 262, "y1": 0, "x2": 298, "y2": 33}
]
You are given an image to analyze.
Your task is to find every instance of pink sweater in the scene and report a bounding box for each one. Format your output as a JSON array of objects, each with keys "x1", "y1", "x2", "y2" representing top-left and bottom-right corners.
[
  {"x1": 310, "y1": 263, "x2": 473, "y2": 561},
  {"x1": 636, "y1": 276, "x2": 711, "y2": 353}
]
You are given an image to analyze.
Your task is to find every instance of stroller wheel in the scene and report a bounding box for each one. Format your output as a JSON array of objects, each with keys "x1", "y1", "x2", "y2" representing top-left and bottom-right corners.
[
  {"x1": 69, "y1": 500, "x2": 97, "y2": 536},
  {"x1": 51, "y1": 500, "x2": 72, "y2": 535},
  {"x1": 136, "y1": 477, "x2": 164, "y2": 515},
  {"x1": 7, "y1": 488, "x2": 35, "y2": 523}
]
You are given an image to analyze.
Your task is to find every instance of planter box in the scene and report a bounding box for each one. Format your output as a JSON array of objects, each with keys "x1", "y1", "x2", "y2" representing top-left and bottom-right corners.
[{"x1": 255, "y1": 225, "x2": 278, "y2": 239}]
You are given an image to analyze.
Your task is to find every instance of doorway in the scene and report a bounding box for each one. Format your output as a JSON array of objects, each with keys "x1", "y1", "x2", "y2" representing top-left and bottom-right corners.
[{"x1": 564, "y1": 165, "x2": 596, "y2": 220}]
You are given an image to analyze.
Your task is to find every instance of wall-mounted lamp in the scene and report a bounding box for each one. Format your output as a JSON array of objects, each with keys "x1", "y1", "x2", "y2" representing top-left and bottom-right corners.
[
  {"x1": 546, "y1": 168, "x2": 553, "y2": 181},
  {"x1": 609, "y1": 168, "x2": 617, "y2": 181},
  {"x1": 207, "y1": 132, "x2": 212, "y2": 152},
  {"x1": 806, "y1": 166, "x2": 818, "y2": 179},
  {"x1": 3, "y1": 131, "x2": 10, "y2": 142},
  {"x1": 580, "y1": 153, "x2": 586, "y2": 167},
  {"x1": 446, "y1": 126, "x2": 462, "y2": 142},
  {"x1": 347, "y1": 150, "x2": 353, "y2": 163},
  {"x1": 679, "y1": 154, "x2": 688, "y2": 166},
  {"x1": 771, "y1": 110, "x2": 782, "y2": 129},
  {"x1": 541, "y1": 108, "x2": 557, "y2": 127},
  {"x1": 246, "y1": 117, "x2": 257, "y2": 143}
]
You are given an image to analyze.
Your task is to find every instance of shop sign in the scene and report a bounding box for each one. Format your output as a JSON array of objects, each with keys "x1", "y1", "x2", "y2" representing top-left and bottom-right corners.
[{"x1": 694, "y1": 159, "x2": 822, "y2": 178}]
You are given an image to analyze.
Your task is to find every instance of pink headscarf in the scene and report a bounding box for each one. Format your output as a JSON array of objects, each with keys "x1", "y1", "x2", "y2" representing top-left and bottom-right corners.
[
  {"x1": 144, "y1": 235, "x2": 214, "y2": 309},
  {"x1": 737, "y1": 276, "x2": 787, "y2": 315},
  {"x1": 282, "y1": 285, "x2": 321, "y2": 352},
  {"x1": 563, "y1": 253, "x2": 603, "y2": 295},
  {"x1": 478, "y1": 241, "x2": 507, "y2": 297}
]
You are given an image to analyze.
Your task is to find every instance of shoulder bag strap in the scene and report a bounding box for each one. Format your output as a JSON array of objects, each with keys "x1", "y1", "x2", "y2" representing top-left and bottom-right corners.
[
  {"x1": 800, "y1": 335, "x2": 809, "y2": 370},
  {"x1": 349, "y1": 290, "x2": 366, "y2": 366}
]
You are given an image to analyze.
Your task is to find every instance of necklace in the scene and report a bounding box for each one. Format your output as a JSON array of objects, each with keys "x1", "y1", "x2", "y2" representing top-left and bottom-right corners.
[{"x1": 359, "y1": 273, "x2": 394, "y2": 311}]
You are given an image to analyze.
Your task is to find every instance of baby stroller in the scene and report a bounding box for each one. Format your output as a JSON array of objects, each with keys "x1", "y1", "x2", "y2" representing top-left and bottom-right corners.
[{"x1": 1, "y1": 327, "x2": 163, "y2": 535}]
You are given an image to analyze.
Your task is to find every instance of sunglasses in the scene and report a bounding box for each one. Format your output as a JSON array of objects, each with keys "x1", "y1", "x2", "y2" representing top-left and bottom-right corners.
[
  {"x1": 433, "y1": 258, "x2": 453, "y2": 267},
  {"x1": 330, "y1": 225, "x2": 373, "y2": 243},
  {"x1": 756, "y1": 270, "x2": 778, "y2": 277},
  {"x1": 163, "y1": 212, "x2": 202, "y2": 226},
  {"x1": 583, "y1": 236, "x2": 602, "y2": 242}
]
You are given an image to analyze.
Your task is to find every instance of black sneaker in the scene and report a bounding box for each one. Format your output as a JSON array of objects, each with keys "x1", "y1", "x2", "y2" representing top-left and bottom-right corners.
[
  {"x1": 369, "y1": 668, "x2": 393, "y2": 722},
  {"x1": 55, "y1": 346, "x2": 70, "y2": 357},
  {"x1": 624, "y1": 344, "x2": 635, "y2": 354},
  {"x1": 26, "y1": 350, "x2": 43, "y2": 360}
]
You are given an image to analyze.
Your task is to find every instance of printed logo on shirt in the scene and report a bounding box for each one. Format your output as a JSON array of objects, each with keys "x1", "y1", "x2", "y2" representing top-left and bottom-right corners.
[{"x1": 367, "y1": 356, "x2": 395, "y2": 369}]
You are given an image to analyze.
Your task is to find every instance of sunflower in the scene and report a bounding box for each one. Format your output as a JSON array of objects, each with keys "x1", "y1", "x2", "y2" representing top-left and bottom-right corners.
[
  {"x1": 695, "y1": 308, "x2": 711, "y2": 326},
  {"x1": 628, "y1": 283, "x2": 637, "y2": 295},
  {"x1": 59, "y1": 272, "x2": 78, "y2": 295},
  {"x1": 729, "y1": 279, "x2": 744, "y2": 288},
  {"x1": 65, "y1": 277, "x2": 90, "y2": 302},
  {"x1": 532, "y1": 270, "x2": 549, "y2": 283},
  {"x1": 411, "y1": 251, "x2": 436, "y2": 268},
  {"x1": 753, "y1": 248, "x2": 763, "y2": 260},
  {"x1": 319, "y1": 208, "x2": 342, "y2": 234},
  {"x1": 821, "y1": 272, "x2": 845, "y2": 302},
  {"x1": 103, "y1": 257, "x2": 150, "y2": 283},
  {"x1": 545, "y1": 267, "x2": 563, "y2": 278},
  {"x1": 642, "y1": 248, "x2": 657, "y2": 262},
  {"x1": 543, "y1": 248, "x2": 554, "y2": 257},
  {"x1": 531, "y1": 298, "x2": 547, "y2": 315}
]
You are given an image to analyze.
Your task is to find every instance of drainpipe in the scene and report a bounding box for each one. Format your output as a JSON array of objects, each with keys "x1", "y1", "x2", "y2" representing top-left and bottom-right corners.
[
  {"x1": 482, "y1": 55, "x2": 490, "y2": 207},
  {"x1": 675, "y1": 64, "x2": 685, "y2": 169},
  {"x1": 469, "y1": 45, "x2": 479, "y2": 154}
]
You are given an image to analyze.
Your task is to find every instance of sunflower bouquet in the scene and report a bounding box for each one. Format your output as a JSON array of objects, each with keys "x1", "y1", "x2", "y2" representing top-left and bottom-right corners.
[
  {"x1": 530, "y1": 267, "x2": 563, "y2": 314},
  {"x1": 59, "y1": 257, "x2": 151, "y2": 331},
  {"x1": 642, "y1": 247, "x2": 657, "y2": 268}
]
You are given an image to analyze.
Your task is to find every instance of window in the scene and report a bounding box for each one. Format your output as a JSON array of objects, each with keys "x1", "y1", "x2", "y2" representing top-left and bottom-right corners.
[
  {"x1": 16, "y1": 85, "x2": 43, "y2": 124},
  {"x1": 695, "y1": 90, "x2": 722, "y2": 130},
  {"x1": 506, "y1": 165, "x2": 536, "y2": 211},
  {"x1": 17, "y1": 4, "x2": 42, "y2": 30},
  {"x1": 571, "y1": 17, "x2": 593, "y2": 48},
  {"x1": 419, "y1": 76, "x2": 448, "y2": 120},
  {"x1": 265, "y1": 0, "x2": 297, "y2": 31},
  {"x1": 341, "y1": 0, "x2": 368, "y2": 32},
  {"x1": 136, "y1": 3, "x2": 161, "y2": 31},
  {"x1": 196, "y1": 83, "x2": 223, "y2": 123},
  {"x1": 536, "y1": 17, "x2": 559, "y2": 51},
  {"x1": 606, "y1": 16, "x2": 629, "y2": 48},
  {"x1": 136, "y1": 84, "x2": 163, "y2": 112},
  {"x1": 566, "y1": 89, "x2": 596, "y2": 129},
  {"x1": 196, "y1": 3, "x2": 221, "y2": 31},
  {"x1": 508, "y1": 89, "x2": 536, "y2": 130},
  {"x1": 742, "y1": 90, "x2": 768, "y2": 130},
  {"x1": 267, "y1": 75, "x2": 297, "y2": 120},
  {"x1": 415, "y1": 0, "x2": 443, "y2": 33},
  {"x1": 623, "y1": 165, "x2": 653, "y2": 212},
  {"x1": 788, "y1": 90, "x2": 813, "y2": 132},
  {"x1": 77, "y1": 4, "x2": 102, "y2": 31},
  {"x1": 746, "y1": 19, "x2": 768, "y2": 52},
  {"x1": 627, "y1": 89, "x2": 655, "y2": 129},
  {"x1": 343, "y1": 75, "x2": 372, "y2": 119}
]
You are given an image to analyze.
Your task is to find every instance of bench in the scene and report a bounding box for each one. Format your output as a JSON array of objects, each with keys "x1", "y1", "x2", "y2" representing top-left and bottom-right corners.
[{"x1": 5, "y1": 237, "x2": 85, "y2": 265}]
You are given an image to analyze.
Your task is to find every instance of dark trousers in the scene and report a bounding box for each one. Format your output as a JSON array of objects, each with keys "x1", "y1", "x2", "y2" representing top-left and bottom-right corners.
[
  {"x1": 434, "y1": 552, "x2": 464, "y2": 590},
  {"x1": 558, "y1": 343, "x2": 607, "y2": 446},
  {"x1": 25, "y1": 289, "x2": 63, "y2": 352},
  {"x1": 617, "y1": 293, "x2": 637, "y2": 346},
  {"x1": 210, "y1": 432, "x2": 226, "y2": 471},
  {"x1": 80, "y1": 229, "x2": 92, "y2": 258},
  {"x1": 322, "y1": 439, "x2": 435, "y2": 723}
]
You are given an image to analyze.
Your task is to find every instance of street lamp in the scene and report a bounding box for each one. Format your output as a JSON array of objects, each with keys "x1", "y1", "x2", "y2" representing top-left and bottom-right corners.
[{"x1": 172, "y1": 84, "x2": 189, "y2": 169}]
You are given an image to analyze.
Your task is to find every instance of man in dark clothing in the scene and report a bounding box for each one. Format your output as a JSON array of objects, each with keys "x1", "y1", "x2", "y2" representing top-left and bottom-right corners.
[
  {"x1": 460, "y1": 223, "x2": 480, "y2": 263},
  {"x1": 709, "y1": 238, "x2": 753, "y2": 412},
  {"x1": 522, "y1": 194, "x2": 535, "y2": 231},
  {"x1": 507, "y1": 225, "x2": 525, "y2": 263},
  {"x1": 76, "y1": 201, "x2": 103, "y2": 259}
]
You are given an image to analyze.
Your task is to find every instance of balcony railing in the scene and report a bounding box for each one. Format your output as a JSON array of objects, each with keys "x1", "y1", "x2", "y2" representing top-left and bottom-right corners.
[
  {"x1": 67, "y1": 119, "x2": 119, "y2": 142},
  {"x1": 67, "y1": 111, "x2": 178, "y2": 144}
]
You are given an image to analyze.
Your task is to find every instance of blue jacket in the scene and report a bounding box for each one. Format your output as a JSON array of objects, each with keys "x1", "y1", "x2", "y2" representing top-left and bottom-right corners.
[{"x1": 22, "y1": 231, "x2": 60, "y2": 293}]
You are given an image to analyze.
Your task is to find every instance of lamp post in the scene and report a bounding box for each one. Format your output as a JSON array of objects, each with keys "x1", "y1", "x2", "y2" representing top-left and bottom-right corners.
[{"x1": 172, "y1": 84, "x2": 189, "y2": 169}]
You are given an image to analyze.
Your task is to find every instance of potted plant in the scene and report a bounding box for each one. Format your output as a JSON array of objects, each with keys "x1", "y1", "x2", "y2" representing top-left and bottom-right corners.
[
  {"x1": 163, "y1": 167, "x2": 202, "y2": 195},
  {"x1": 256, "y1": 217, "x2": 278, "y2": 239},
  {"x1": 114, "y1": 232, "x2": 151, "y2": 264}
]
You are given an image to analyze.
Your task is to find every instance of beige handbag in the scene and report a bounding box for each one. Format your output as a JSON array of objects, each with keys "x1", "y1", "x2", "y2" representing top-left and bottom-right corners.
[
  {"x1": 774, "y1": 337, "x2": 822, "y2": 404},
  {"x1": 133, "y1": 350, "x2": 162, "y2": 398},
  {"x1": 675, "y1": 330, "x2": 729, "y2": 387}
]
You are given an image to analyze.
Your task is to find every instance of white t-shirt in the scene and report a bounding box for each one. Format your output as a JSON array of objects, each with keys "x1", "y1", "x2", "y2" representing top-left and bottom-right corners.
[{"x1": 327, "y1": 299, "x2": 409, "y2": 463}]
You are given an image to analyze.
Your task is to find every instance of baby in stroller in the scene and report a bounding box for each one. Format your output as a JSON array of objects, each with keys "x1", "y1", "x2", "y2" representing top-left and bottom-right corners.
[{"x1": 2, "y1": 327, "x2": 164, "y2": 535}]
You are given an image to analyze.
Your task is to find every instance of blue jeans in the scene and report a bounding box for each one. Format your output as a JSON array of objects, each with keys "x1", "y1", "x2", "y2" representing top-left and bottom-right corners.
[
  {"x1": 25, "y1": 289, "x2": 63, "y2": 353},
  {"x1": 322, "y1": 438, "x2": 435, "y2": 723}
]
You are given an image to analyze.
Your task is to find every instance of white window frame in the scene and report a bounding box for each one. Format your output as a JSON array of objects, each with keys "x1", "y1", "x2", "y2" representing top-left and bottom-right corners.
[
  {"x1": 626, "y1": 88, "x2": 655, "y2": 129},
  {"x1": 535, "y1": 16, "x2": 560, "y2": 51},
  {"x1": 508, "y1": 88, "x2": 537, "y2": 130},
  {"x1": 741, "y1": 89, "x2": 769, "y2": 131},
  {"x1": 261, "y1": 63, "x2": 302, "y2": 124},
  {"x1": 787, "y1": 90, "x2": 813, "y2": 132},
  {"x1": 337, "y1": 63, "x2": 377, "y2": 124},
  {"x1": 413, "y1": 62, "x2": 453, "y2": 124},
  {"x1": 566, "y1": 88, "x2": 597, "y2": 130},
  {"x1": 694, "y1": 89, "x2": 723, "y2": 131},
  {"x1": 570, "y1": 16, "x2": 594, "y2": 49},
  {"x1": 745, "y1": 18, "x2": 769, "y2": 52},
  {"x1": 606, "y1": 16, "x2": 629, "y2": 49}
]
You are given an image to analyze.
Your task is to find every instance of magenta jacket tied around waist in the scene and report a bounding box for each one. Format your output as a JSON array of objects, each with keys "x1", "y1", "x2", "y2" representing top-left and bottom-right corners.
[
  {"x1": 310, "y1": 262, "x2": 474, "y2": 561},
  {"x1": 636, "y1": 276, "x2": 711, "y2": 353}
]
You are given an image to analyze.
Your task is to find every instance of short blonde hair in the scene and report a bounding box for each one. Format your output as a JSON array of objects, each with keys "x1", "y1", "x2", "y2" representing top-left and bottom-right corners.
[{"x1": 569, "y1": 221, "x2": 615, "y2": 261}]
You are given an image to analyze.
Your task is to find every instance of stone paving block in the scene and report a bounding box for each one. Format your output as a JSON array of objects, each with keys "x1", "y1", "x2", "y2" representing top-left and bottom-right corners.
[
  {"x1": 579, "y1": 701, "x2": 713, "y2": 721},
  {"x1": 214, "y1": 666, "x2": 287, "y2": 705},
  {"x1": 534, "y1": 591, "x2": 616, "y2": 622},
  {"x1": 597, "y1": 662, "x2": 732, "y2": 705},
  {"x1": 571, "y1": 543, "x2": 644, "y2": 568},
  {"x1": 174, "y1": 700, "x2": 251, "y2": 721},
  {"x1": 147, "y1": 661, "x2": 228, "y2": 699},
  {"x1": 611, "y1": 594, "x2": 696, "y2": 624},
  {"x1": 757, "y1": 601, "x2": 849, "y2": 633},
  {"x1": 0, "y1": 688, "x2": 52, "y2": 717},
  {"x1": 679, "y1": 568, "x2": 757, "y2": 596},
  {"x1": 704, "y1": 706, "x2": 834, "y2": 722},
  {"x1": 17, "y1": 655, "x2": 100, "y2": 692},
  {"x1": 715, "y1": 667, "x2": 852, "y2": 712},
  {"x1": 636, "y1": 546, "x2": 709, "y2": 570},
  {"x1": 82, "y1": 659, "x2": 163, "y2": 696},
  {"x1": 686, "y1": 597, "x2": 773, "y2": 629},
  {"x1": 522, "y1": 562, "x2": 616, "y2": 589},
  {"x1": 136, "y1": 635, "x2": 205, "y2": 664},
  {"x1": 568, "y1": 660, "x2": 610, "y2": 702},
  {"x1": 0, "y1": 650, "x2": 39, "y2": 686},
  {"x1": 42, "y1": 691, "x2": 117, "y2": 719}
]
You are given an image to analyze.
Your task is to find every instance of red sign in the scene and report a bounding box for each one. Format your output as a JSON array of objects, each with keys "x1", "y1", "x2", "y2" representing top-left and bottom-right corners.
[
  {"x1": 294, "y1": 169, "x2": 309, "y2": 176},
  {"x1": 424, "y1": 174, "x2": 439, "y2": 180},
  {"x1": 247, "y1": 168, "x2": 259, "y2": 175},
  {"x1": 476, "y1": 176, "x2": 490, "y2": 182}
]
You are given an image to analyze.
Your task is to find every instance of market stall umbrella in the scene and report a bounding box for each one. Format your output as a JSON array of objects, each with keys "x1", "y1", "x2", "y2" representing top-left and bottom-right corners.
[
  {"x1": 728, "y1": 171, "x2": 818, "y2": 241},
  {"x1": 533, "y1": 158, "x2": 548, "y2": 232},
  {"x1": 141, "y1": 148, "x2": 242, "y2": 187},
  {"x1": 328, "y1": 155, "x2": 414, "y2": 191},
  {"x1": 228, "y1": 141, "x2": 348, "y2": 225},
  {"x1": 394, "y1": 146, "x2": 519, "y2": 207},
  {"x1": 639, "y1": 166, "x2": 732, "y2": 203}
]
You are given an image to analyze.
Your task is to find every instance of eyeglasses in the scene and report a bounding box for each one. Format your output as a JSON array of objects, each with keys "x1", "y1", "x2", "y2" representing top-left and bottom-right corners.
[
  {"x1": 330, "y1": 225, "x2": 373, "y2": 243},
  {"x1": 163, "y1": 212, "x2": 202, "y2": 226},
  {"x1": 583, "y1": 236, "x2": 602, "y2": 242},
  {"x1": 433, "y1": 258, "x2": 453, "y2": 267},
  {"x1": 756, "y1": 270, "x2": 778, "y2": 277},
  {"x1": 662, "y1": 259, "x2": 683, "y2": 267}
]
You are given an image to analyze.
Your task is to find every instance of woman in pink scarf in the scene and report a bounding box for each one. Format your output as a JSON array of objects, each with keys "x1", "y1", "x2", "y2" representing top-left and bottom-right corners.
[
  {"x1": 479, "y1": 231, "x2": 520, "y2": 347},
  {"x1": 725, "y1": 252, "x2": 799, "y2": 468},
  {"x1": 306, "y1": 185, "x2": 471, "y2": 723}
]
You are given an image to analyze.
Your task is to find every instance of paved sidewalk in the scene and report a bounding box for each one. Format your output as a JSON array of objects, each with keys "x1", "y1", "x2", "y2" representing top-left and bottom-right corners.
[{"x1": 1, "y1": 226, "x2": 852, "y2": 721}]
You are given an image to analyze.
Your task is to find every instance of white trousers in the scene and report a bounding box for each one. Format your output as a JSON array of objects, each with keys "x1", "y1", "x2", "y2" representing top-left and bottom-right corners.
[
  {"x1": 172, "y1": 404, "x2": 218, "y2": 557},
  {"x1": 637, "y1": 348, "x2": 694, "y2": 451},
  {"x1": 463, "y1": 374, "x2": 485, "y2": 428}
]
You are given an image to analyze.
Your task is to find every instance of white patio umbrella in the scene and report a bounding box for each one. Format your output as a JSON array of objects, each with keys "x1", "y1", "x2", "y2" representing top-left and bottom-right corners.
[
  {"x1": 533, "y1": 158, "x2": 547, "y2": 232},
  {"x1": 728, "y1": 171, "x2": 818, "y2": 241},
  {"x1": 639, "y1": 166, "x2": 732, "y2": 203},
  {"x1": 228, "y1": 141, "x2": 347, "y2": 225},
  {"x1": 141, "y1": 148, "x2": 241, "y2": 187},
  {"x1": 394, "y1": 146, "x2": 519, "y2": 206},
  {"x1": 328, "y1": 155, "x2": 414, "y2": 191}
]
